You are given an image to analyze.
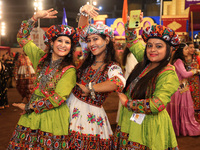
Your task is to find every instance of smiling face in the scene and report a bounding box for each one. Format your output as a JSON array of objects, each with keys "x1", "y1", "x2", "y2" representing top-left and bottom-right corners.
[
  {"x1": 86, "y1": 34, "x2": 108, "y2": 59},
  {"x1": 146, "y1": 38, "x2": 167, "y2": 64},
  {"x1": 51, "y1": 36, "x2": 71, "y2": 61},
  {"x1": 188, "y1": 43, "x2": 195, "y2": 55}
]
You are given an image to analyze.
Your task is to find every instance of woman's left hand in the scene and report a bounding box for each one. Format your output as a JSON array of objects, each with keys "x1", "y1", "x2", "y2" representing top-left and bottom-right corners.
[
  {"x1": 118, "y1": 93, "x2": 128, "y2": 106},
  {"x1": 76, "y1": 83, "x2": 90, "y2": 96}
]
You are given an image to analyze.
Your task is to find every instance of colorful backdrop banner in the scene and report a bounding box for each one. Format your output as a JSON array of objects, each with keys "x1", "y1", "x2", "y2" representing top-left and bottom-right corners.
[{"x1": 185, "y1": 0, "x2": 200, "y2": 9}]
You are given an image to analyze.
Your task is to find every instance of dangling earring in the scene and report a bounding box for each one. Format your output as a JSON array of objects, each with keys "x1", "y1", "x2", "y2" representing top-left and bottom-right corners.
[
  {"x1": 167, "y1": 56, "x2": 171, "y2": 61},
  {"x1": 105, "y1": 48, "x2": 108, "y2": 54},
  {"x1": 91, "y1": 53, "x2": 93, "y2": 60},
  {"x1": 50, "y1": 45, "x2": 53, "y2": 53}
]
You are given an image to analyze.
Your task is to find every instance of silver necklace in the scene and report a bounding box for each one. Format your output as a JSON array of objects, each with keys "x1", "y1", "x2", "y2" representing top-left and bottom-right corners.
[{"x1": 38, "y1": 58, "x2": 63, "y2": 90}]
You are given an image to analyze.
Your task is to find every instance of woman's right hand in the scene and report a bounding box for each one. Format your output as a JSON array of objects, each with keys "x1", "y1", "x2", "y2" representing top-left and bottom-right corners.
[
  {"x1": 33, "y1": 8, "x2": 58, "y2": 20},
  {"x1": 118, "y1": 93, "x2": 128, "y2": 106}
]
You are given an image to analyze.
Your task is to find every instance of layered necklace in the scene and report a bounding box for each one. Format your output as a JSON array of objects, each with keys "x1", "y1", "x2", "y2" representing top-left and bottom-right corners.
[{"x1": 38, "y1": 58, "x2": 63, "y2": 90}]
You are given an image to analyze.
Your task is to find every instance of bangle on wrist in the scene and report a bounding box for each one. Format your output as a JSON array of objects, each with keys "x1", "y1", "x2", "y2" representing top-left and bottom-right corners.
[
  {"x1": 88, "y1": 82, "x2": 95, "y2": 100},
  {"x1": 32, "y1": 16, "x2": 37, "y2": 22},
  {"x1": 127, "y1": 99, "x2": 132, "y2": 111},
  {"x1": 132, "y1": 100, "x2": 137, "y2": 110},
  {"x1": 79, "y1": 5, "x2": 88, "y2": 17},
  {"x1": 25, "y1": 103, "x2": 34, "y2": 114}
]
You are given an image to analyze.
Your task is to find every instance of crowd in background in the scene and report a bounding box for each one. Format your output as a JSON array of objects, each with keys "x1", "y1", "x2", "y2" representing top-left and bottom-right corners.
[
  {"x1": 0, "y1": 4, "x2": 200, "y2": 150},
  {"x1": 0, "y1": 52, "x2": 35, "y2": 109}
]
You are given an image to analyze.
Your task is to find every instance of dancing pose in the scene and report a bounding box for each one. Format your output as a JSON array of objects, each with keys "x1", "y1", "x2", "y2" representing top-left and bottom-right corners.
[
  {"x1": 114, "y1": 24, "x2": 180, "y2": 150},
  {"x1": 8, "y1": 9, "x2": 77, "y2": 149},
  {"x1": 67, "y1": 4, "x2": 126, "y2": 149}
]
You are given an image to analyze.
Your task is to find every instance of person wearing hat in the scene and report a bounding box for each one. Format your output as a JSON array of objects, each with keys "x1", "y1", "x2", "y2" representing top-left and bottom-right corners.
[
  {"x1": 113, "y1": 24, "x2": 180, "y2": 149},
  {"x1": 66, "y1": 4, "x2": 126, "y2": 149},
  {"x1": 167, "y1": 43, "x2": 200, "y2": 136},
  {"x1": 8, "y1": 9, "x2": 77, "y2": 149}
]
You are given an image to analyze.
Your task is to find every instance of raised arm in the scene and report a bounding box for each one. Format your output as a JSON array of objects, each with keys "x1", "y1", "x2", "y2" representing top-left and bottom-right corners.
[
  {"x1": 17, "y1": 9, "x2": 58, "y2": 69},
  {"x1": 78, "y1": 4, "x2": 99, "y2": 27},
  {"x1": 125, "y1": 13, "x2": 145, "y2": 62}
]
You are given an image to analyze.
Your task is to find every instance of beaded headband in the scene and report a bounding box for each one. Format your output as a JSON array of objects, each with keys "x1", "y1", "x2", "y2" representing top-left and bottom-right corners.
[
  {"x1": 78, "y1": 23, "x2": 114, "y2": 42},
  {"x1": 142, "y1": 25, "x2": 180, "y2": 49},
  {"x1": 43, "y1": 25, "x2": 79, "y2": 46}
]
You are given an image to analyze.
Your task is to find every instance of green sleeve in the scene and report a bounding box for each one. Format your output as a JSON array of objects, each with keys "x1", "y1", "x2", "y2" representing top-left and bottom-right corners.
[
  {"x1": 17, "y1": 19, "x2": 45, "y2": 69},
  {"x1": 22, "y1": 41, "x2": 45, "y2": 70},
  {"x1": 150, "y1": 70, "x2": 179, "y2": 114},
  {"x1": 124, "y1": 23, "x2": 145, "y2": 62},
  {"x1": 128, "y1": 40, "x2": 145, "y2": 63},
  {"x1": 127, "y1": 69, "x2": 179, "y2": 114},
  {"x1": 32, "y1": 68, "x2": 76, "y2": 114}
]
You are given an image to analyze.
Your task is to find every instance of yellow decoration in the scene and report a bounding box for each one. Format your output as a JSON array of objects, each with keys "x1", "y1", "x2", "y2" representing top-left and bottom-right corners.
[
  {"x1": 167, "y1": 21, "x2": 182, "y2": 31},
  {"x1": 136, "y1": 17, "x2": 157, "y2": 39},
  {"x1": 163, "y1": 0, "x2": 190, "y2": 16},
  {"x1": 111, "y1": 18, "x2": 125, "y2": 40},
  {"x1": 93, "y1": 15, "x2": 108, "y2": 21},
  {"x1": 111, "y1": 17, "x2": 157, "y2": 40}
]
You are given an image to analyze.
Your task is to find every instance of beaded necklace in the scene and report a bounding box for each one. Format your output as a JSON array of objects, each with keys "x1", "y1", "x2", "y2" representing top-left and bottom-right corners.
[
  {"x1": 80, "y1": 63, "x2": 105, "y2": 84},
  {"x1": 38, "y1": 58, "x2": 63, "y2": 90}
]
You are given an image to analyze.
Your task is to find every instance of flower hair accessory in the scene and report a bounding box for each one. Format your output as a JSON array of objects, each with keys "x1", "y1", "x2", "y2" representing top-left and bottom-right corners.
[
  {"x1": 142, "y1": 25, "x2": 180, "y2": 49},
  {"x1": 43, "y1": 25, "x2": 79, "y2": 46},
  {"x1": 77, "y1": 23, "x2": 114, "y2": 42}
]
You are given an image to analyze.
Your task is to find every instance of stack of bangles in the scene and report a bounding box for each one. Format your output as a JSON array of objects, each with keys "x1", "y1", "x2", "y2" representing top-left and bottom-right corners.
[
  {"x1": 25, "y1": 103, "x2": 34, "y2": 114},
  {"x1": 87, "y1": 82, "x2": 95, "y2": 100},
  {"x1": 78, "y1": 5, "x2": 88, "y2": 17}
]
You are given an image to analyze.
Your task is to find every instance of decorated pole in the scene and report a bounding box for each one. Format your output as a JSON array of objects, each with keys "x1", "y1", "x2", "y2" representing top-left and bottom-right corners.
[{"x1": 159, "y1": 0, "x2": 163, "y2": 25}]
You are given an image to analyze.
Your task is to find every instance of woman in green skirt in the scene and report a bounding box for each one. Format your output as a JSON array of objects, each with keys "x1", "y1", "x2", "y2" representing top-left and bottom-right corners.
[{"x1": 8, "y1": 9, "x2": 77, "y2": 149}]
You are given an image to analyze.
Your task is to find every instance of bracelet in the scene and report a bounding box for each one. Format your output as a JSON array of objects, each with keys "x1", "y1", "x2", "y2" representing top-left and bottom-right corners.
[
  {"x1": 79, "y1": 5, "x2": 88, "y2": 17},
  {"x1": 25, "y1": 103, "x2": 34, "y2": 114},
  {"x1": 32, "y1": 16, "x2": 37, "y2": 22},
  {"x1": 127, "y1": 99, "x2": 132, "y2": 111},
  {"x1": 132, "y1": 100, "x2": 137, "y2": 111},
  {"x1": 88, "y1": 82, "x2": 95, "y2": 100}
]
